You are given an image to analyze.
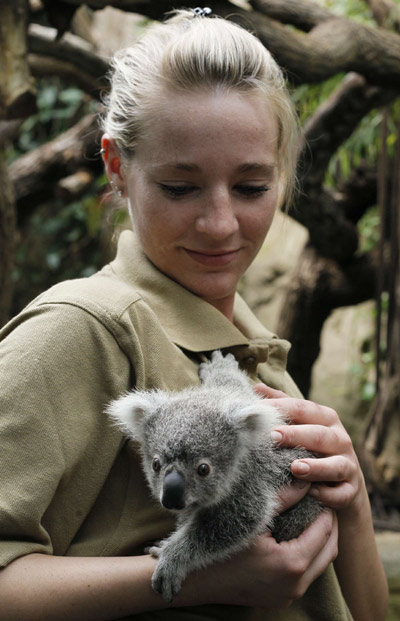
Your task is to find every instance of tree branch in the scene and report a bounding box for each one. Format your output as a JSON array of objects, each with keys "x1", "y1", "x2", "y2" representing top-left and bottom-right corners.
[
  {"x1": 365, "y1": 0, "x2": 400, "y2": 31},
  {"x1": 301, "y1": 73, "x2": 395, "y2": 190},
  {"x1": 277, "y1": 245, "x2": 377, "y2": 395},
  {"x1": 48, "y1": 1, "x2": 400, "y2": 88},
  {"x1": 9, "y1": 113, "x2": 103, "y2": 222},
  {"x1": 0, "y1": 0, "x2": 36, "y2": 119},
  {"x1": 247, "y1": 10, "x2": 400, "y2": 87},
  {"x1": 28, "y1": 24, "x2": 109, "y2": 92},
  {"x1": 249, "y1": 0, "x2": 333, "y2": 32},
  {"x1": 287, "y1": 73, "x2": 396, "y2": 263},
  {"x1": 28, "y1": 54, "x2": 104, "y2": 99},
  {"x1": 0, "y1": 151, "x2": 17, "y2": 327}
]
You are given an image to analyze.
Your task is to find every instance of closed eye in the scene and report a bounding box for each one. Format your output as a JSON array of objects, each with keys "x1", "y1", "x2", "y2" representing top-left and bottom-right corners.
[
  {"x1": 234, "y1": 184, "x2": 270, "y2": 198},
  {"x1": 158, "y1": 184, "x2": 197, "y2": 198},
  {"x1": 158, "y1": 183, "x2": 270, "y2": 200}
]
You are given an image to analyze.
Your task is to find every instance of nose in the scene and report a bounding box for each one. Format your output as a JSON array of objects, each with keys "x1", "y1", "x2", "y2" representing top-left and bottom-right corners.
[
  {"x1": 196, "y1": 190, "x2": 239, "y2": 239},
  {"x1": 161, "y1": 470, "x2": 186, "y2": 511}
]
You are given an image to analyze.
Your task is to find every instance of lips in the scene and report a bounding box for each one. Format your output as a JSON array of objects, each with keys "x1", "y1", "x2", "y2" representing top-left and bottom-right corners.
[{"x1": 183, "y1": 248, "x2": 241, "y2": 267}]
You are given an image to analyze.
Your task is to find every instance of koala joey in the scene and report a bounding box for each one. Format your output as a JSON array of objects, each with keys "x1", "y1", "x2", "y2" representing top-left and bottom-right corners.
[{"x1": 106, "y1": 350, "x2": 322, "y2": 602}]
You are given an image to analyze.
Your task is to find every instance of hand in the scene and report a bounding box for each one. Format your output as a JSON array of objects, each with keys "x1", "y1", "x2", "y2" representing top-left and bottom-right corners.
[
  {"x1": 190, "y1": 508, "x2": 338, "y2": 609},
  {"x1": 173, "y1": 480, "x2": 338, "y2": 610},
  {"x1": 254, "y1": 384, "x2": 364, "y2": 515}
]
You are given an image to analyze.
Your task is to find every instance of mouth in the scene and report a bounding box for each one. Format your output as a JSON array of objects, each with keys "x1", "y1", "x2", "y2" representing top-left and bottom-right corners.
[{"x1": 183, "y1": 248, "x2": 241, "y2": 267}]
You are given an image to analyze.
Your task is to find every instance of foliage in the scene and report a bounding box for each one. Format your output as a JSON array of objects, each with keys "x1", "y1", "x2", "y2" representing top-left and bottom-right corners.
[
  {"x1": 8, "y1": 77, "x2": 97, "y2": 162},
  {"x1": 9, "y1": 76, "x2": 106, "y2": 314},
  {"x1": 358, "y1": 206, "x2": 380, "y2": 254},
  {"x1": 291, "y1": 74, "x2": 345, "y2": 125},
  {"x1": 11, "y1": 175, "x2": 109, "y2": 314},
  {"x1": 318, "y1": 0, "x2": 375, "y2": 25},
  {"x1": 293, "y1": 2, "x2": 400, "y2": 190}
]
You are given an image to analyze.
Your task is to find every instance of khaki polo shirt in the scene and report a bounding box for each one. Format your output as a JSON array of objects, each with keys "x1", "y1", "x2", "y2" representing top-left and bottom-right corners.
[{"x1": 0, "y1": 230, "x2": 352, "y2": 620}]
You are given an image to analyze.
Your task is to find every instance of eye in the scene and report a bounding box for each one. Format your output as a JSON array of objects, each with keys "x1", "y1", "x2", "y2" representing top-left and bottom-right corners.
[
  {"x1": 159, "y1": 184, "x2": 197, "y2": 199},
  {"x1": 234, "y1": 184, "x2": 270, "y2": 198},
  {"x1": 152, "y1": 457, "x2": 161, "y2": 473},
  {"x1": 197, "y1": 463, "x2": 210, "y2": 477}
]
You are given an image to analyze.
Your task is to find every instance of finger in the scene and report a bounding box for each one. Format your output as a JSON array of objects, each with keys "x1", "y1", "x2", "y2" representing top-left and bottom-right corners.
[
  {"x1": 253, "y1": 383, "x2": 289, "y2": 399},
  {"x1": 271, "y1": 424, "x2": 346, "y2": 455},
  {"x1": 297, "y1": 512, "x2": 339, "y2": 592},
  {"x1": 278, "y1": 481, "x2": 311, "y2": 512},
  {"x1": 280, "y1": 509, "x2": 335, "y2": 564},
  {"x1": 309, "y1": 482, "x2": 356, "y2": 510},
  {"x1": 267, "y1": 398, "x2": 338, "y2": 427},
  {"x1": 291, "y1": 455, "x2": 352, "y2": 482}
]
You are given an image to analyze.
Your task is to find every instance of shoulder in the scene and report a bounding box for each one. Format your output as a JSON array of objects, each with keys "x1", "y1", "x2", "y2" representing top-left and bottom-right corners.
[
  {"x1": 25, "y1": 265, "x2": 142, "y2": 325},
  {"x1": 0, "y1": 267, "x2": 143, "y2": 385}
]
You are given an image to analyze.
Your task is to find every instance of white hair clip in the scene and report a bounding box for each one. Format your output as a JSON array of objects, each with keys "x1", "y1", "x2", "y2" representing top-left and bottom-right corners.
[{"x1": 192, "y1": 7, "x2": 212, "y2": 17}]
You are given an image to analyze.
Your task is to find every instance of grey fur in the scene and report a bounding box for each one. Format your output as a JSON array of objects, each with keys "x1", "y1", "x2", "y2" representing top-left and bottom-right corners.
[{"x1": 106, "y1": 351, "x2": 322, "y2": 602}]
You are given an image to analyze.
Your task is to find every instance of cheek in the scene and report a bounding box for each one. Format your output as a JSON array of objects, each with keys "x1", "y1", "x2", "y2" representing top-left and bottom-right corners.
[{"x1": 242, "y1": 201, "x2": 277, "y2": 239}]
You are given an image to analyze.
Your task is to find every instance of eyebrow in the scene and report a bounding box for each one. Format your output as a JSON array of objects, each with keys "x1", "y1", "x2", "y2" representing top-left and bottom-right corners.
[
  {"x1": 236, "y1": 162, "x2": 277, "y2": 174},
  {"x1": 152, "y1": 162, "x2": 277, "y2": 174}
]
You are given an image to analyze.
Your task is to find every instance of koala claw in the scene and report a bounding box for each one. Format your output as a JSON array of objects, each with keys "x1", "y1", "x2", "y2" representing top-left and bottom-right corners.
[
  {"x1": 145, "y1": 540, "x2": 164, "y2": 557},
  {"x1": 152, "y1": 562, "x2": 183, "y2": 602}
]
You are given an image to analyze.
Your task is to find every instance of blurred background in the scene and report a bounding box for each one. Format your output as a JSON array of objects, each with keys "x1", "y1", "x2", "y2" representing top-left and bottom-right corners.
[{"x1": 1, "y1": 1, "x2": 400, "y2": 616}]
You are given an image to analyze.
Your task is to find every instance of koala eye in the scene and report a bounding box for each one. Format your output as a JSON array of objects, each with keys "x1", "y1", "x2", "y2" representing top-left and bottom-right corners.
[
  {"x1": 197, "y1": 463, "x2": 210, "y2": 477},
  {"x1": 152, "y1": 457, "x2": 161, "y2": 473}
]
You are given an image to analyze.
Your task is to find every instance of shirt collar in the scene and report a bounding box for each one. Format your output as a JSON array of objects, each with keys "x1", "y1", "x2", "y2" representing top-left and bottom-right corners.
[{"x1": 110, "y1": 231, "x2": 290, "y2": 369}]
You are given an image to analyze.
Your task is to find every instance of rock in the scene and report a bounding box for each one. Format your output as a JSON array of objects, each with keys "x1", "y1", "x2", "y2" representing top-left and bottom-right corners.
[{"x1": 376, "y1": 531, "x2": 400, "y2": 620}]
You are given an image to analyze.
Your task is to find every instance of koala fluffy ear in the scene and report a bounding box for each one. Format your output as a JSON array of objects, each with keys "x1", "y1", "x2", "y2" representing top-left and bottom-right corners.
[
  {"x1": 232, "y1": 401, "x2": 284, "y2": 444},
  {"x1": 105, "y1": 391, "x2": 162, "y2": 442}
]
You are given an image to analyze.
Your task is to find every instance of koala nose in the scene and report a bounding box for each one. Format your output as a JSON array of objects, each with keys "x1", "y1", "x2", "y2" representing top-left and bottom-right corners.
[{"x1": 161, "y1": 470, "x2": 186, "y2": 510}]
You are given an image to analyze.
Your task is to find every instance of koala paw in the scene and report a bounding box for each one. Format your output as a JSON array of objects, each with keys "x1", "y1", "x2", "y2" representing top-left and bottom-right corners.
[
  {"x1": 199, "y1": 350, "x2": 238, "y2": 381},
  {"x1": 151, "y1": 558, "x2": 185, "y2": 603},
  {"x1": 144, "y1": 539, "x2": 165, "y2": 558}
]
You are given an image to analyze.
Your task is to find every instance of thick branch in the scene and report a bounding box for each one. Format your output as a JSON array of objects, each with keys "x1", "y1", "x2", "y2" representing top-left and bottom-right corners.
[
  {"x1": 53, "y1": 0, "x2": 400, "y2": 88},
  {"x1": 28, "y1": 54, "x2": 104, "y2": 98},
  {"x1": 28, "y1": 24, "x2": 109, "y2": 92},
  {"x1": 302, "y1": 73, "x2": 394, "y2": 189},
  {"x1": 9, "y1": 113, "x2": 103, "y2": 222},
  {"x1": 0, "y1": 151, "x2": 17, "y2": 327},
  {"x1": 247, "y1": 12, "x2": 400, "y2": 87},
  {"x1": 335, "y1": 163, "x2": 379, "y2": 224},
  {"x1": 249, "y1": 0, "x2": 333, "y2": 31},
  {"x1": 287, "y1": 73, "x2": 395, "y2": 263},
  {"x1": 0, "y1": 0, "x2": 36, "y2": 119},
  {"x1": 366, "y1": 0, "x2": 400, "y2": 31},
  {"x1": 278, "y1": 246, "x2": 377, "y2": 395}
]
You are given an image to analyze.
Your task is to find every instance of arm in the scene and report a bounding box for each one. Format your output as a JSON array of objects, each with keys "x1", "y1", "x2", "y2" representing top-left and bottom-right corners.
[
  {"x1": 256, "y1": 384, "x2": 389, "y2": 621},
  {"x1": 0, "y1": 301, "x2": 338, "y2": 618},
  {"x1": 0, "y1": 490, "x2": 338, "y2": 620}
]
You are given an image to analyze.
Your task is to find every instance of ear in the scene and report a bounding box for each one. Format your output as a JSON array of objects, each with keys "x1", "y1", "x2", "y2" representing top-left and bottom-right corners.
[
  {"x1": 231, "y1": 401, "x2": 284, "y2": 444},
  {"x1": 101, "y1": 133, "x2": 126, "y2": 194},
  {"x1": 105, "y1": 390, "x2": 162, "y2": 442}
]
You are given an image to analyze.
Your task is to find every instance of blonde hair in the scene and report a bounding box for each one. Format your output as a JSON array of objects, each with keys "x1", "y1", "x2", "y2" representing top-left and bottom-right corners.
[{"x1": 102, "y1": 9, "x2": 301, "y2": 208}]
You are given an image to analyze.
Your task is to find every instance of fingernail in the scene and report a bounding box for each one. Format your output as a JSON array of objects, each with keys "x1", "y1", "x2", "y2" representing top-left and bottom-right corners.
[
  {"x1": 294, "y1": 479, "x2": 309, "y2": 489},
  {"x1": 309, "y1": 486, "x2": 320, "y2": 497},
  {"x1": 270, "y1": 430, "x2": 283, "y2": 445},
  {"x1": 293, "y1": 461, "x2": 310, "y2": 475}
]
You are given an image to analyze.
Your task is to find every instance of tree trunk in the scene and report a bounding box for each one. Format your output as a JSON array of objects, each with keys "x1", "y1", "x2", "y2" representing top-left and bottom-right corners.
[
  {"x1": 0, "y1": 152, "x2": 16, "y2": 327},
  {"x1": 277, "y1": 245, "x2": 376, "y2": 396},
  {"x1": 0, "y1": 0, "x2": 36, "y2": 119}
]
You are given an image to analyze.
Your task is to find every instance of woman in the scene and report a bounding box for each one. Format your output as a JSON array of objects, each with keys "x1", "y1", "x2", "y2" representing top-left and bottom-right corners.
[{"x1": 0, "y1": 8, "x2": 388, "y2": 620}]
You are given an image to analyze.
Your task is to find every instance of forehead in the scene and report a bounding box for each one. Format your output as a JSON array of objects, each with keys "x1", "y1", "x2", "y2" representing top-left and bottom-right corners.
[
  {"x1": 145, "y1": 395, "x2": 236, "y2": 452},
  {"x1": 134, "y1": 89, "x2": 279, "y2": 170}
]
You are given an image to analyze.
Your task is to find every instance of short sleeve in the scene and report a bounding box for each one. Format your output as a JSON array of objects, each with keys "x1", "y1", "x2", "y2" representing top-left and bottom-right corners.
[{"x1": 0, "y1": 302, "x2": 131, "y2": 567}]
